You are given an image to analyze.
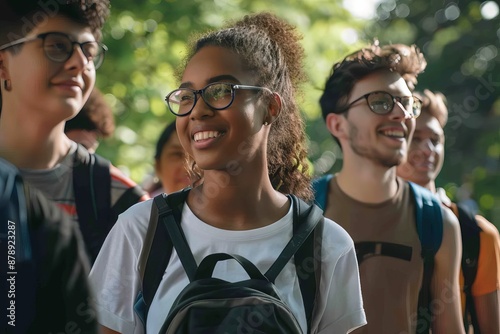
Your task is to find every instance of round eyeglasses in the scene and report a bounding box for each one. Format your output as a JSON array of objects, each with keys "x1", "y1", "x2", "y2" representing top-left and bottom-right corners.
[
  {"x1": 337, "y1": 91, "x2": 422, "y2": 118},
  {"x1": 165, "y1": 82, "x2": 272, "y2": 116},
  {"x1": 0, "y1": 32, "x2": 107, "y2": 69}
]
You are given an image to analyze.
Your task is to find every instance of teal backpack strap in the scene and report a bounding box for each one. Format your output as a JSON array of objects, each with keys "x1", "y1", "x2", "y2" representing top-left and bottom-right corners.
[
  {"x1": 312, "y1": 174, "x2": 333, "y2": 210},
  {"x1": 408, "y1": 181, "x2": 443, "y2": 334}
]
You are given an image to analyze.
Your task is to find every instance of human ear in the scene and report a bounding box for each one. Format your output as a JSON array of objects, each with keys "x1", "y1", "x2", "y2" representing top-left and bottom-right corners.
[
  {"x1": 326, "y1": 112, "x2": 346, "y2": 139},
  {"x1": 0, "y1": 52, "x2": 9, "y2": 80},
  {"x1": 264, "y1": 92, "x2": 282, "y2": 125},
  {"x1": 154, "y1": 159, "x2": 162, "y2": 180}
]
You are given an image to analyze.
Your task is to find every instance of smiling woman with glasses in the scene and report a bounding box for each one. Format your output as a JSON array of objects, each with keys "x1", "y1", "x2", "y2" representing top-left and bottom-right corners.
[
  {"x1": 89, "y1": 11, "x2": 366, "y2": 334},
  {"x1": 0, "y1": 32, "x2": 108, "y2": 69}
]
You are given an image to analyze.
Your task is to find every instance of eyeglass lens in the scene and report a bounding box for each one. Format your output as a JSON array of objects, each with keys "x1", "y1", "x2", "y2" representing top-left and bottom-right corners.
[
  {"x1": 43, "y1": 33, "x2": 104, "y2": 68},
  {"x1": 167, "y1": 83, "x2": 234, "y2": 115},
  {"x1": 367, "y1": 92, "x2": 419, "y2": 116}
]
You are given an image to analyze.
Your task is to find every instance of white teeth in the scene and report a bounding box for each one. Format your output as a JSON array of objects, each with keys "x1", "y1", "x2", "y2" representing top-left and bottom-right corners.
[
  {"x1": 383, "y1": 130, "x2": 404, "y2": 138},
  {"x1": 194, "y1": 131, "x2": 220, "y2": 142}
]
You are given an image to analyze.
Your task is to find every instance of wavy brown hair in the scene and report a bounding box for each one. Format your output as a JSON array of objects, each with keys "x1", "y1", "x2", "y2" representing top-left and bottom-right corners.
[
  {"x1": 180, "y1": 12, "x2": 312, "y2": 201},
  {"x1": 320, "y1": 40, "x2": 427, "y2": 121},
  {"x1": 415, "y1": 89, "x2": 448, "y2": 128}
]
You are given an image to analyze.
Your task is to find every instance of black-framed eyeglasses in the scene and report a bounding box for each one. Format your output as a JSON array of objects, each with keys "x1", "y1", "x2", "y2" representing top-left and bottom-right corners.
[
  {"x1": 0, "y1": 32, "x2": 108, "y2": 69},
  {"x1": 337, "y1": 91, "x2": 422, "y2": 118},
  {"x1": 165, "y1": 82, "x2": 272, "y2": 116}
]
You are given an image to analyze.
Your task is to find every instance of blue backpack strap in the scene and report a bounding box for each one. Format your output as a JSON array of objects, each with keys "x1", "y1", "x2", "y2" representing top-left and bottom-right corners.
[
  {"x1": 312, "y1": 174, "x2": 333, "y2": 211},
  {"x1": 408, "y1": 181, "x2": 443, "y2": 334}
]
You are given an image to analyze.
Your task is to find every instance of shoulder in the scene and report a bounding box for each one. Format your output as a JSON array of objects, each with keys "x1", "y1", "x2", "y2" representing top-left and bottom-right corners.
[
  {"x1": 476, "y1": 215, "x2": 500, "y2": 241},
  {"x1": 320, "y1": 217, "x2": 355, "y2": 259},
  {"x1": 440, "y1": 204, "x2": 460, "y2": 229},
  {"x1": 116, "y1": 198, "x2": 153, "y2": 231}
]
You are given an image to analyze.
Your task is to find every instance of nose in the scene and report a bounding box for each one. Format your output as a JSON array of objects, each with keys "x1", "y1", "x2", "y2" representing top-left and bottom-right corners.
[
  {"x1": 65, "y1": 44, "x2": 91, "y2": 71},
  {"x1": 390, "y1": 100, "x2": 413, "y2": 121},
  {"x1": 419, "y1": 139, "x2": 434, "y2": 155},
  {"x1": 189, "y1": 93, "x2": 214, "y2": 120}
]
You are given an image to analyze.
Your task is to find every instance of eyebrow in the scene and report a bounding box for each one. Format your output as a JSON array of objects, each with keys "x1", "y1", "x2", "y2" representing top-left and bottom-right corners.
[{"x1": 179, "y1": 74, "x2": 241, "y2": 89}]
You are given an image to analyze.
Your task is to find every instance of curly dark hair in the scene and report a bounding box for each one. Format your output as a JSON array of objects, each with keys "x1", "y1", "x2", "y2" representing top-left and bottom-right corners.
[
  {"x1": 180, "y1": 12, "x2": 312, "y2": 201},
  {"x1": 64, "y1": 87, "x2": 114, "y2": 137},
  {"x1": 414, "y1": 89, "x2": 448, "y2": 128},
  {"x1": 0, "y1": 0, "x2": 110, "y2": 44},
  {"x1": 320, "y1": 41, "x2": 427, "y2": 121},
  {"x1": 0, "y1": 0, "x2": 110, "y2": 114}
]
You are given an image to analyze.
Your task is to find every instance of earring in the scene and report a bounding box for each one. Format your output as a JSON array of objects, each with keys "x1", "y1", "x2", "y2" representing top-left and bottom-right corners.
[
  {"x1": 264, "y1": 121, "x2": 269, "y2": 126},
  {"x1": 3, "y1": 79, "x2": 12, "y2": 91}
]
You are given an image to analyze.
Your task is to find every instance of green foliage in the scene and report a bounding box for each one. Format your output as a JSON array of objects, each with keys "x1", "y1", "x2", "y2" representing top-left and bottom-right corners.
[
  {"x1": 95, "y1": 0, "x2": 499, "y2": 226},
  {"x1": 96, "y1": 0, "x2": 362, "y2": 183},
  {"x1": 365, "y1": 0, "x2": 500, "y2": 225}
]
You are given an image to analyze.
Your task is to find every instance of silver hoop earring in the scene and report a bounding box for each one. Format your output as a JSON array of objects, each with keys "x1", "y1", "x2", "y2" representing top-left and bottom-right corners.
[{"x1": 3, "y1": 79, "x2": 12, "y2": 91}]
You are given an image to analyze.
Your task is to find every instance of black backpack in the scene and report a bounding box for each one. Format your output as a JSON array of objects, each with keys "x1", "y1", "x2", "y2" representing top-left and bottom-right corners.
[
  {"x1": 134, "y1": 189, "x2": 324, "y2": 333},
  {"x1": 73, "y1": 144, "x2": 146, "y2": 263},
  {"x1": 456, "y1": 203, "x2": 481, "y2": 333}
]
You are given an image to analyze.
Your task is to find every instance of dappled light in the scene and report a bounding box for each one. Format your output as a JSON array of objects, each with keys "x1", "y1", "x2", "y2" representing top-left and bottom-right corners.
[{"x1": 94, "y1": 0, "x2": 499, "y2": 226}]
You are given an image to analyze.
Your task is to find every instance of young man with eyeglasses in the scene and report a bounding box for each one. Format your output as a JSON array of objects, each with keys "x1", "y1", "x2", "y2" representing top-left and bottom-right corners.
[
  {"x1": 397, "y1": 89, "x2": 500, "y2": 334},
  {"x1": 313, "y1": 42, "x2": 465, "y2": 333},
  {"x1": 0, "y1": 0, "x2": 148, "y2": 264}
]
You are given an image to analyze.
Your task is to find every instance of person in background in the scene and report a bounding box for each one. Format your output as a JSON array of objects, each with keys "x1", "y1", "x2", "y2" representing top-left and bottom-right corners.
[
  {"x1": 314, "y1": 41, "x2": 464, "y2": 333},
  {"x1": 65, "y1": 86, "x2": 114, "y2": 153},
  {"x1": 1, "y1": 157, "x2": 98, "y2": 334},
  {"x1": 397, "y1": 89, "x2": 500, "y2": 334},
  {"x1": 90, "y1": 12, "x2": 366, "y2": 334},
  {"x1": 145, "y1": 120, "x2": 191, "y2": 197},
  {"x1": 0, "y1": 0, "x2": 148, "y2": 263}
]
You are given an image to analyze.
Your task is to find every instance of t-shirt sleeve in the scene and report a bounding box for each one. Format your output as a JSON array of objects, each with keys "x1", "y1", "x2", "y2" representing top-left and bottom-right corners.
[
  {"x1": 316, "y1": 220, "x2": 367, "y2": 334},
  {"x1": 89, "y1": 200, "x2": 152, "y2": 334},
  {"x1": 473, "y1": 215, "x2": 500, "y2": 296}
]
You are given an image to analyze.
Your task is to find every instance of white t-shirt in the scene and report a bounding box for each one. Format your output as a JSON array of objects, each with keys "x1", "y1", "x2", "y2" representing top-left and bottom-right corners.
[{"x1": 89, "y1": 198, "x2": 366, "y2": 334}]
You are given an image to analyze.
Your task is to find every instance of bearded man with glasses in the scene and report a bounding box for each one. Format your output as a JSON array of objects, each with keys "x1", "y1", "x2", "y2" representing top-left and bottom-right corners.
[{"x1": 312, "y1": 41, "x2": 465, "y2": 334}]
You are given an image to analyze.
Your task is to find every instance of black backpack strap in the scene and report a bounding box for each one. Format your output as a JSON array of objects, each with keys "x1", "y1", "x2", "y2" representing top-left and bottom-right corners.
[
  {"x1": 456, "y1": 203, "x2": 481, "y2": 332},
  {"x1": 140, "y1": 189, "x2": 190, "y2": 316},
  {"x1": 112, "y1": 185, "x2": 146, "y2": 217},
  {"x1": 157, "y1": 192, "x2": 198, "y2": 281},
  {"x1": 265, "y1": 194, "x2": 323, "y2": 333},
  {"x1": 73, "y1": 144, "x2": 112, "y2": 263}
]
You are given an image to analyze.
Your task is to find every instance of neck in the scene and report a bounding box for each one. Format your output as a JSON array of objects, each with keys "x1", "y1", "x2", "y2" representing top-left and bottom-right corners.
[
  {"x1": 188, "y1": 164, "x2": 289, "y2": 230},
  {"x1": 421, "y1": 180, "x2": 437, "y2": 193},
  {"x1": 337, "y1": 155, "x2": 399, "y2": 203},
  {"x1": 0, "y1": 112, "x2": 72, "y2": 169}
]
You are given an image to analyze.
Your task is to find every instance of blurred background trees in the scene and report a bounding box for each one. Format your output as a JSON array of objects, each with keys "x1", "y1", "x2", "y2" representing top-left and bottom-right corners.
[{"x1": 95, "y1": 0, "x2": 499, "y2": 226}]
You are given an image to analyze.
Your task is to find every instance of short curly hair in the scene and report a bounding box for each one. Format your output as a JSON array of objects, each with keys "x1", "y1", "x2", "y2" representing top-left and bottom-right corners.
[
  {"x1": 415, "y1": 89, "x2": 448, "y2": 128},
  {"x1": 180, "y1": 12, "x2": 312, "y2": 201},
  {"x1": 320, "y1": 40, "x2": 427, "y2": 121},
  {"x1": 0, "y1": 0, "x2": 109, "y2": 45}
]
